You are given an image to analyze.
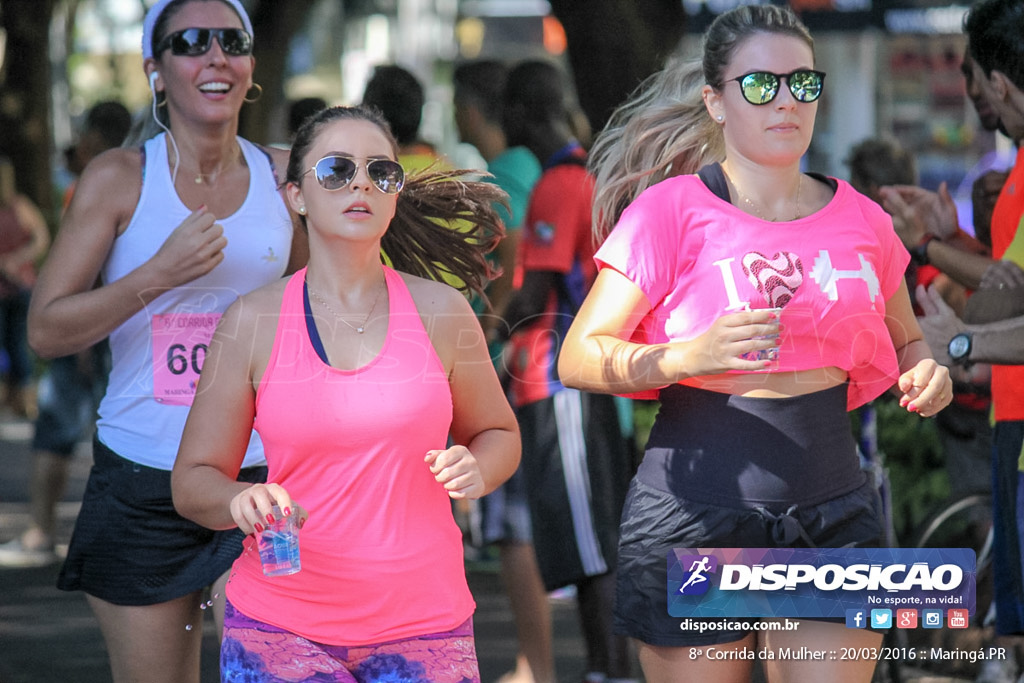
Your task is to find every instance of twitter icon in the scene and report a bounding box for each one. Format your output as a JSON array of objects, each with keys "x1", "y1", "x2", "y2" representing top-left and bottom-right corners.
[{"x1": 870, "y1": 609, "x2": 892, "y2": 629}]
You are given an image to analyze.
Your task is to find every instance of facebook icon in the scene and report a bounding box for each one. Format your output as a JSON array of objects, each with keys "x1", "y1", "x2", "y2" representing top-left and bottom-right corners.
[{"x1": 846, "y1": 609, "x2": 867, "y2": 629}]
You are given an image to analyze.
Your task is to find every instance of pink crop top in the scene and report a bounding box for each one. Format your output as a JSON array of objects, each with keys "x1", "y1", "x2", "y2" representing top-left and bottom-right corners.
[
  {"x1": 225, "y1": 266, "x2": 474, "y2": 645},
  {"x1": 595, "y1": 173, "x2": 910, "y2": 409}
]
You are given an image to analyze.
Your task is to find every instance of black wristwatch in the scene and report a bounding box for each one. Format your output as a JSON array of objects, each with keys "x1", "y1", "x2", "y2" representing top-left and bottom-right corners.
[
  {"x1": 948, "y1": 332, "x2": 973, "y2": 366},
  {"x1": 910, "y1": 234, "x2": 937, "y2": 266}
]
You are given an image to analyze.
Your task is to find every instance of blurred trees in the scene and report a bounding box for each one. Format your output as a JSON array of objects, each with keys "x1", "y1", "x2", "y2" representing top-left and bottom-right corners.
[
  {"x1": 240, "y1": 0, "x2": 318, "y2": 144},
  {"x1": 0, "y1": 0, "x2": 315, "y2": 223},
  {"x1": 0, "y1": 0, "x2": 58, "y2": 222},
  {"x1": 0, "y1": 0, "x2": 685, "y2": 221},
  {"x1": 550, "y1": 0, "x2": 686, "y2": 134}
]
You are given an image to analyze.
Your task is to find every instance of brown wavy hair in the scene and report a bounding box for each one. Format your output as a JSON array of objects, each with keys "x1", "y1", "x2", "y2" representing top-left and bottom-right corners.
[{"x1": 286, "y1": 105, "x2": 508, "y2": 305}]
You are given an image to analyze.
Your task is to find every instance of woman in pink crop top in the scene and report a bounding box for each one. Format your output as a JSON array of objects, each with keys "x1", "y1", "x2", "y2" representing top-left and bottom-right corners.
[
  {"x1": 558, "y1": 6, "x2": 952, "y2": 683},
  {"x1": 171, "y1": 106, "x2": 520, "y2": 681}
]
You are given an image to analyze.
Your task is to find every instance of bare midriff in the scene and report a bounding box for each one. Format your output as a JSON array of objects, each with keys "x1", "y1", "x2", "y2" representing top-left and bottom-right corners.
[{"x1": 683, "y1": 366, "x2": 849, "y2": 399}]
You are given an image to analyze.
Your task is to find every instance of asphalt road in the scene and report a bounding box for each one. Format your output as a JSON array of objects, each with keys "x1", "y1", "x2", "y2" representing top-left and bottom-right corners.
[
  {"x1": 0, "y1": 410, "x2": 984, "y2": 683},
  {"x1": 0, "y1": 413, "x2": 590, "y2": 683}
]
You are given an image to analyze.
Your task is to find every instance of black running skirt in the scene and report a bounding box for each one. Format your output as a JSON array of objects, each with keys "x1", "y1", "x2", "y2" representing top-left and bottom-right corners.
[{"x1": 58, "y1": 436, "x2": 266, "y2": 606}]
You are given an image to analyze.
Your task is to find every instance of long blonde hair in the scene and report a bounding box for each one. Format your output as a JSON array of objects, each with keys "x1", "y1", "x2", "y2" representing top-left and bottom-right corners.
[
  {"x1": 588, "y1": 53, "x2": 722, "y2": 241},
  {"x1": 588, "y1": 5, "x2": 814, "y2": 239}
]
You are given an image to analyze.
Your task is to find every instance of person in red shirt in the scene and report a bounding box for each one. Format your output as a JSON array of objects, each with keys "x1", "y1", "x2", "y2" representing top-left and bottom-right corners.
[{"x1": 499, "y1": 59, "x2": 637, "y2": 683}]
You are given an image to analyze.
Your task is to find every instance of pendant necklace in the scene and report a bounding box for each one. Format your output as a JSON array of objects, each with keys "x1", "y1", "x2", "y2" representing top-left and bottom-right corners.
[
  {"x1": 192, "y1": 160, "x2": 231, "y2": 185},
  {"x1": 308, "y1": 276, "x2": 386, "y2": 334},
  {"x1": 179, "y1": 146, "x2": 241, "y2": 185}
]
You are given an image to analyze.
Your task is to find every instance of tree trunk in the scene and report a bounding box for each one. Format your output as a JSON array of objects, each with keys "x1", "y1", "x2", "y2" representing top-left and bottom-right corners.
[
  {"x1": 0, "y1": 0, "x2": 57, "y2": 223},
  {"x1": 548, "y1": 0, "x2": 686, "y2": 137},
  {"x1": 241, "y1": 0, "x2": 319, "y2": 145}
]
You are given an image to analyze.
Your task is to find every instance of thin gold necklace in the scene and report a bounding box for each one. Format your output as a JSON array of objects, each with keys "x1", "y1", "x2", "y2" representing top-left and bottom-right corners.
[
  {"x1": 176, "y1": 146, "x2": 241, "y2": 185},
  {"x1": 727, "y1": 172, "x2": 803, "y2": 222},
  {"x1": 191, "y1": 160, "x2": 233, "y2": 185},
  {"x1": 307, "y1": 276, "x2": 386, "y2": 334}
]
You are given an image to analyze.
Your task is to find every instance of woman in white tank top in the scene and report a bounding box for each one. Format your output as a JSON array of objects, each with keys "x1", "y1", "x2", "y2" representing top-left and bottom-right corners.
[{"x1": 25, "y1": 2, "x2": 306, "y2": 682}]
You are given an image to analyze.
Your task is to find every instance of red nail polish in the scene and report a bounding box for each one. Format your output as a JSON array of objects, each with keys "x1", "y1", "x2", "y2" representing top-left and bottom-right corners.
[
  {"x1": 254, "y1": 523, "x2": 264, "y2": 533},
  {"x1": 908, "y1": 403, "x2": 918, "y2": 413},
  {"x1": 283, "y1": 507, "x2": 292, "y2": 517},
  {"x1": 266, "y1": 513, "x2": 275, "y2": 524}
]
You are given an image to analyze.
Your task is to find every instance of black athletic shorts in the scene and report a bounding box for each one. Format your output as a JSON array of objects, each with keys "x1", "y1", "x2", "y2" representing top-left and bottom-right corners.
[
  {"x1": 614, "y1": 475, "x2": 884, "y2": 646},
  {"x1": 517, "y1": 389, "x2": 633, "y2": 591},
  {"x1": 614, "y1": 384, "x2": 884, "y2": 646}
]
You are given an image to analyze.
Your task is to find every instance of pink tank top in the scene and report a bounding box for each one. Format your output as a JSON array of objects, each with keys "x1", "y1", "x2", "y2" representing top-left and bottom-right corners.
[{"x1": 225, "y1": 266, "x2": 474, "y2": 645}]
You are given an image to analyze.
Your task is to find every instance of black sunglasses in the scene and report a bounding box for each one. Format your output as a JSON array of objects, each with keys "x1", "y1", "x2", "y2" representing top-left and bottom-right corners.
[
  {"x1": 728, "y1": 70, "x2": 826, "y2": 105},
  {"x1": 155, "y1": 27, "x2": 253, "y2": 57},
  {"x1": 304, "y1": 155, "x2": 405, "y2": 194}
]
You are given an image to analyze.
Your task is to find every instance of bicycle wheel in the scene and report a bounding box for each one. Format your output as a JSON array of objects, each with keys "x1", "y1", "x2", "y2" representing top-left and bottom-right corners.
[
  {"x1": 911, "y1": 494, "x2": 994, "y2": 678},
  {"x1": 880, "y1": 495, "x2": 993, "y2": 682},
  {"x1": 915, "y1": 494, "x2": 993, "y2": 573}
]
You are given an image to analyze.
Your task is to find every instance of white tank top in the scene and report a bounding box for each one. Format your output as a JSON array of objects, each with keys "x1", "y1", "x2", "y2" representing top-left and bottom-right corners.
[{"x1": 97, "y1": 133, "x2": 292, "y2": 470}]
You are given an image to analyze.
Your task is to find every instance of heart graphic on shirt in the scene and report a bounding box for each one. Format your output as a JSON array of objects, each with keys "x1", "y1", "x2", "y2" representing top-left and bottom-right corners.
[{"x1": 742, "y1": 251, "x2": 803, "y2": 308}]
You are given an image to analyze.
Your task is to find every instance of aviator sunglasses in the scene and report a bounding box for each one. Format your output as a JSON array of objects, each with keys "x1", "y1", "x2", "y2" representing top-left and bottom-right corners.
[
  {"x1": 304, "y1": 155, "x2": 405, "y2": 194},
  {"x1": 155, "y1": 27, "x2": 253, "y2": 57},
  {"x1": 728, "y1": 69, "x2": 826, "y2": 105}
]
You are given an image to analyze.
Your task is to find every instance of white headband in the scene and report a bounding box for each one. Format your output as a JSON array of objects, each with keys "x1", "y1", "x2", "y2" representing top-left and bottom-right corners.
[{"x1": 142, "y1": 0, "x2": 253, "y2": 60}]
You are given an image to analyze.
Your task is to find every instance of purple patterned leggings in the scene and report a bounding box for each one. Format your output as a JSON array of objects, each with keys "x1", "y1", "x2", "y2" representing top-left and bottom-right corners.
[{"x1": 221, "y1": 599, "x2": 480, "y2": 682}]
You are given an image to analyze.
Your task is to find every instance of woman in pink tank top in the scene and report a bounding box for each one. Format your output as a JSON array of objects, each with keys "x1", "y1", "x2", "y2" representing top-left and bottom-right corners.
[{"x1": 172, "y1": 106, "x2": 520, "y2": 682}]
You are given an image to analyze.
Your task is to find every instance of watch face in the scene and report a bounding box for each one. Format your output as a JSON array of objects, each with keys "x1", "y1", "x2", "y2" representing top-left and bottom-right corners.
[{"x1": 949, "y1": 334, "x2": 970, "y2": 359}]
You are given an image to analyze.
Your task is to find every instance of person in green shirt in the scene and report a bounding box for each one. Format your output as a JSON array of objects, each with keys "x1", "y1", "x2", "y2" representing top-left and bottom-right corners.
[{"x1": 454, "y1": 59, "x2": 548, "y2": 683}]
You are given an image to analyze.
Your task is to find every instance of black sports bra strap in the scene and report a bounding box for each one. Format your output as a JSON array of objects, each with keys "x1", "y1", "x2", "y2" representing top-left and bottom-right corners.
[
  {"x1": 303, "y1": 280, "x2": 331, "y2": 364},
  {"x1": 697, "y1": 162, "x2": 730, "y2": 202},
  {"x1": 696, "y1": 162, "x2": 838, "y2": 201}
]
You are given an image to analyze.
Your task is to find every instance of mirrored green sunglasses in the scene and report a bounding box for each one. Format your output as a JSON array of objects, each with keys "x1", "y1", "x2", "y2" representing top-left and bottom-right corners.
[{"x1": 728, "y1": 69, "x2": 826, "y2": 105}]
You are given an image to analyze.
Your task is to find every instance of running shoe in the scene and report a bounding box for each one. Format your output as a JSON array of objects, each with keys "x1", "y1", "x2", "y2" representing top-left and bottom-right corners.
[{"x1": 0, "y1": 538, "x2": 58, "y2": 568}]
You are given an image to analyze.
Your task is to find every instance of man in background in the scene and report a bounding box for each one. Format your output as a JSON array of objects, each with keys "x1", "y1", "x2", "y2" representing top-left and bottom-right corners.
[{"x1": 453, "y1": 59, "x2": 548, "y2": 683}]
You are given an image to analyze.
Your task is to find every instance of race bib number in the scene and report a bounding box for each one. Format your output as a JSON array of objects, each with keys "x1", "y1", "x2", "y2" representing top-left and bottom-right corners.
[{"x1": 151, "y1": 313, "x2": 221, "y2": 406}]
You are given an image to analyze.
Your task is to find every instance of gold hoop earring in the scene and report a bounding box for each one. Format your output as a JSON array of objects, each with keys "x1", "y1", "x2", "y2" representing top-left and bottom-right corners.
[
  {"x1": 157, "y1": 93, "x2": 168, "y2": 109},
  {"x1": 244, "y1": 83, "x2": 263, "y2": 104}
]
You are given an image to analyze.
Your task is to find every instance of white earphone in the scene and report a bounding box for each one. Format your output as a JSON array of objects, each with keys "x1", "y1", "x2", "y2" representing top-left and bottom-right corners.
[{"x1": 147, "y1": 69, "x2": 181, "y2": 182}]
